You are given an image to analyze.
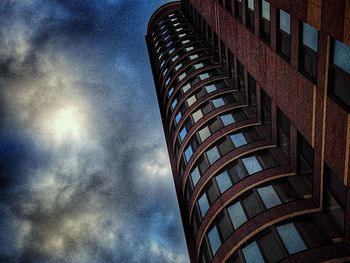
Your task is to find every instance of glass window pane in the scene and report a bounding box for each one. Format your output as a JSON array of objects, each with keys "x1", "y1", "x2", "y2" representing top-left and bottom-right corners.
[
  {"x1": 171, "y1": 98, "x2": 178, "y2": 109},
  {"x1": 242, "y1": 156, "x2": 263, "y2": 174},
  {"x1": 212, "y1": 98, "x2": 225, "y2": 108},
  {"x1": 227, "y1": 202, "x2": 247, "y2": 229},
  {"x1": 303, "y1": 22, "x2": 318, "y2": 52},
  {"x1": 168, "y1": 87, "x2": 174, "y2": 97},
  {"x1": 277, "y1": 223, "x2": 307, "y2": 254},
  {"x1": 184, "y1": 145, "x2": 193, "y2": 162},
  {"x1": 192, "y1": 109, "x2": 204, "y2": 122},
  {"x1": 258, "y1": 231, "x2": 285, "y2": 263},
  {"x1": 187, "y1": 95, "x2": 196, "y2": 107},
  {"x1": 190, "y1": 54, "x2": 199, "y2": 60},
  {"x1": 257, "y1": 185, "x2": 282, "y2": 209},
  {"x1": 333, "y1": 40, "x2": 350, "y2": 74},
  {"x1": 191, "y1": 166, "x2": 201, "y2": 186},
  {"x1": 194, "y1": 63, "x2": 204, "y2": 69},
  {"x1": 179, "y1": 72, "x2": 187, "y2": 81},
  {"x1": 208, "y1": 226, "x2": 221, "y2": 255},
  {"x1": 205, "y1": 84, "x2": 217, "y2": 93},
  {"x1": 165, "y1": 77, "x2": 170, "y2": 86},
  {"x1": 179, "y1": 127, "x2": 187, "y2": 141},
  {"x1": 199, "y1": 73, "x2": 210, "y2": 80},
  {"x1": 175, "y1": 112, "x2": 182, "y2": 124},
  {"x1": 248, "y1": 0, "x2": 254, "y2": 10},
  {"x1": 175, "y1": 63, "x2": 182, "y2": 71},
  {"x1": 198, "y1": 193, "x2": 210, "y2": 216},
  {"x1": 262, "y1": 0, "x2": 270, "y2": 21},
  {"x1": 216, "y1": 171, "x2": 232, "y2": 193},
  {"x1": 242, "y1": 241, "x2": 265, "y2": 263},
  {"x1": 199, "y1": 126, "x2": 211, "y2": 142},
  {"x1": 279, "y1": 10, "x2": 290, "y2": 34},
  {"x1": 182, "y1": 83, "x2": 191, "y2": 93},
  {"x1": 206, "y1": 146, "x2": 220, "y2": 164},
  {"x1": 230, "y1": 133, "x2": 248, "y2": 148},
  {"x1": 220, "y1": 114, "x2": 236, "y2": 125},
  {"x1": 171, "y1": 55, "x2": 179, "y2": 62}
]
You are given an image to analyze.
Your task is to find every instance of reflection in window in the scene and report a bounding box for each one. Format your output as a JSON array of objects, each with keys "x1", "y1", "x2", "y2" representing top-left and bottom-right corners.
[
  {"x1": 277, "y1": 223, "x2": 307, "y2": 254},
  {"x1": 228, "y1": 202, "x2": 247, "y2": 229},
  {"x1": 212, "y1": 98, "x2": 225, "y2": 108},
  {"x1": 206, "y1": 147, "x2": 220, "y2": 165},
  {"x1": 215, "y1": 171, "x2": 232, "y2": 193},
  {"x1": 220, "y1": 114, "x2": 235, "y2": 126},
  {"x1": 260, "y1": 0, "x2": 271, "y2": 44},
  {"x1": 208, "y1": 226, "x2": 221, "y2": 255},
  {"x1": 198, "y1": 193, "x2": 210, "y2": 216},
  {"x1": 242, "y1": 241, "x2": 265, "y2": 263},
  {"x1": 299, "y1": 22, "x2": 318, "y2": 81},
  {"x1": 191, "y1": 166, "x2": 201, "y2": 185},
  {"x1": 257, "y1": 185, "x2": 282, "y2": 209},
  {"x1": 184, "y1": 145, "x2": 193, "y2": 162},
  {"x1": 242, "y1": 156, "x2": 262, "y2": 175},
  {"x1": 246, "y1": 0, "x2": 255, "y2": 32},
  {"x1": 277, "y1": 9, "x2": 291, "y2": 61},
  {"x1": 329, "y1": 39, "x2": 350, "y2": 110},
  {"x1": 230, "y1": 133, "x2": 247, "y2": 148}
]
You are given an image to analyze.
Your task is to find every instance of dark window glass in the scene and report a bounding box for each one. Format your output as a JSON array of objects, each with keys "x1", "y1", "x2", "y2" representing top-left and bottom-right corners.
[
  {"x1": 237, "y1": 60, "x2": 244, "y2": 90},
  {"x1": 235, "y1": 0, "x2": 242, "y2": 21},
  {"x1": 299, "y1": 22, "x2": 318, "y2": 81},
  {"x1": 207, "y1": 181, "x2": 220, "y2": 204},
  {"x1": 297, "y1": 133, "x2": 314, "y2": 192},
  {"x1": 225, "y1": 0, "x2": 232, "y2": 12},
  {"x1": 277, "y1": 9, "x2": 291, "y2": 61},
  {"x1": 217, "y1": 212, "x2": 234, "y2": 240},
  {"x1": 261, "y1": 89, "x2": 271, "y2": 124},
  {"x1": 277, "y1": 108, "x2": 290, "y2": 158},
  {"x1": 218, "y1": 137, "x2": 234, "y2": 155},
  {"x1": 260, "y1": 0, "x2": 271, "y2": 44},
  {"x1": 324, "y1": 164, "x2": 346, "y2": 233},
  {"x1": 295, "y1": 218, "x2": 328, "y2": 248},
  {"x1": 274, "y1": 180, "x2": 299, "y2": 203},
  {"x1": 242, "y1": 192, "x2": 264, "y2": 218},
  {"x1": 246, "y1": 0, "x2": 255, "y2": 32},
  {"x1": 329, "y1": 39, "x2": 350, "y2": 110},
  {"x1": 258, "y1": 230, "x2": 286, "y2": 263}
]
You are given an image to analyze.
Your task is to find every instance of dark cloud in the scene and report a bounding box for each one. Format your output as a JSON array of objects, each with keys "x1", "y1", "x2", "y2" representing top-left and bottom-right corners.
[{"x1": 0, "y1": 0, "x2": 188, "y2": 262}]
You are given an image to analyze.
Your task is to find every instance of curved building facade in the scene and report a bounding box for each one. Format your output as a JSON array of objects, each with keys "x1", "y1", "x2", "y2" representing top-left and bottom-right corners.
[{"x1": 146, "y1": 1, "x2": 350, "y2": 262}]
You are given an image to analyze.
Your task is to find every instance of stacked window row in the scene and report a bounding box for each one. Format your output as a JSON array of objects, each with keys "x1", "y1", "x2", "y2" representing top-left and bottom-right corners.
[
  {"x1": 189, "y1": 0, "x2": 350, "y2": 111},
  {"x1": 201, "y1": 176, "x2": 307, "y2": 262}
]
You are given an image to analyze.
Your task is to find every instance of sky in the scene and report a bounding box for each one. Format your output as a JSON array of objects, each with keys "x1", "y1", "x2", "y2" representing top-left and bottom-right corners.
[{"x1": 0, "y1": 0, "x2": 189, "y2": 262}]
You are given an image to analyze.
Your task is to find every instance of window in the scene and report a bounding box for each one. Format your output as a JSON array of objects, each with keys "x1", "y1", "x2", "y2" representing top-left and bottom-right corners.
[
  {"x1": 165, "y1": 77, "x2": 170, "y2": 86},
  {"x1": 225, "y1": 0, "x2": 232, "y2": 12},
  {"x1": 329, "y1": 39, "x2": 350, "y2": 110},
  {"x1": 184, "y1": 145, "x2": 193, "y2": 162},
  {"x1": 171, "y1": 98, "x2": 177, "y2": 109},
  {"x1": 261, "y1": 89, "x2": 271, "y2": 124},
  {"x1": 171, "y1": 55, "x2": 179, "y2": 62},
  {"x1": 228, "y1": 201, "x2": 247, "y2": 228},
  {"x1": 182, "y1": 39, "x2": 190, "y2": 45},
  {"x1": 260, "y1": 0, "x2": 271, "y2": 44},
  {"x1": 205, "y1": 84, "x2": 217, "y2": 93},
  {"x1": 186, "y1": 46, "x2": 194, "y2": 52},
  {"x1": 242, "y1": 241, "x2": 265, "y2": 263},
  {"x1": 277, "y1": 223, "x2": 307, "y2": 254},
  {"x1": 208, "y1": 226, "x2": 221, "y2": 255},
  {"x1": 235, "y1": 0, "x2": 242, "y2": 21},
  {"x1": 216, "y1": 171, "x2": 232, "y2": 193},
  {"x1": 299, "y1": 22, "x2": 318, "y2": 81},
  {"x1": 167, "y1": 87, "x2": 174, "y2": 97},
  {"x1": 186, "y1": 95, "x2": 196, "y2": 106},
  {"x1": 324, "y1": 164, "x2": 346, "y2": 233},
  {"x1": 220, "y1": 114, "x2": 235, "y2": 125},
  {"x1": 194, "y1": 63, "x2": 204, "y2": 69},
  {"x1": 175, "y1": 63, "x2": 182, "y2": 71},
  {"x1": 192, "y1": 109, "x2": 203, "y2": 122},
  {"x1": 179, "y1": 72, "x2": 187, "y2": 81},
  {"x1": 277, "y1": 108, "x2": 290, "y2": 157},
  {"x1": 257, "y1": 185, "x2": 282, "y2": 209},
  {"x1": 175, "y1": 112, "x2": 182, "y2": 124},
  {"x1": 230, "y1": 133, "x2": 247, "y2": 148},
  {"x1": 179, "y1": 127, "x2": 187, "y2": 141},
  {"x1": 237, "y1": 61, "x2": 244, "y2": 90},
  {"x1": 191, "y1": 166, "x2": 201, "y2": 185},
  {"x1": 277, "y1": 10, "x2": 291, "y2": 61},
  {"x1": 182, "y1": 83, "x2": 191, "y2": 93},
  {"x1": 190, "y1": 54, "x2": 199, "y2": 60},
  {"x1": 212, "y1": 98, "x2": 225, "y2": 108},
  {"x1": 246, "y1": 0, "x2": 255, "y2": 32},
  {"x1": 169, "y1": 47, "x2": 175, "y2": 54},
  {"x1": 198, "y1": 193, "x2": 210, "y2": 216},
  {"x1": 199, "y1": 73, "x2": 210, "y2": 80},
  {"x1": 297, "y1": 133, "x2": 314, "y2": 192},
  {"x1": 206, "y1": 147, "x2": 220, "y2": 164},
  {"x1": 199, "y1": 126, "x2": 211, "y2": 142},
  {"x1": 242, "y1": 156, "x2": 263, "y2": 174}
]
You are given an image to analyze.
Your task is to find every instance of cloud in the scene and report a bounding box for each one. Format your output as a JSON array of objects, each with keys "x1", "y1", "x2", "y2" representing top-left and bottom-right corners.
[{"x1": 0, "y1": 1, "x2": 189, "y2": 262}]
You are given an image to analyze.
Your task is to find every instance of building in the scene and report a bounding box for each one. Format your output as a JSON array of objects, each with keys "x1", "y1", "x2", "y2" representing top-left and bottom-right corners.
[{"x1": 146, "y1": 1, "x2": 350, "y2": 262}]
